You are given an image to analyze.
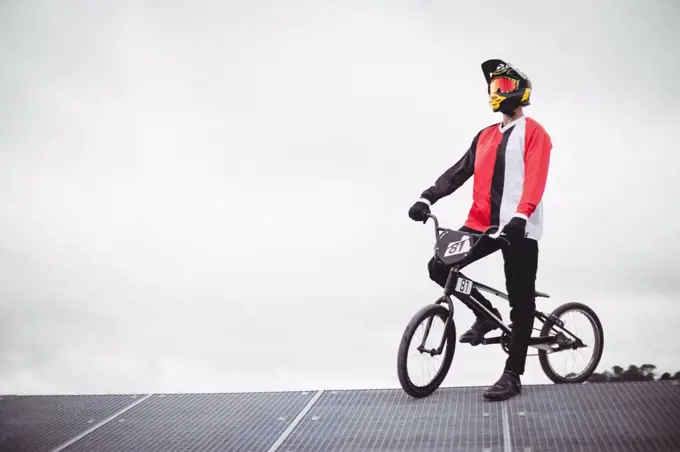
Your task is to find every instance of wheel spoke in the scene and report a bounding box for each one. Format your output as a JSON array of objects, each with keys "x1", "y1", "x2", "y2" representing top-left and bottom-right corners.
[{"x1": 407, "y1": 314, "x2": 447, "y2": 387}]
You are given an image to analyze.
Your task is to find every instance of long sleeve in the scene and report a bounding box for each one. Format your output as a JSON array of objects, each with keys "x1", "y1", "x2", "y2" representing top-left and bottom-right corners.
[
  {"x1": 419, "y1": 132, "x2": 480, "y2": 205},
  {"x1": 515, "y1": 120, "x2": 552, "y2": 218}
]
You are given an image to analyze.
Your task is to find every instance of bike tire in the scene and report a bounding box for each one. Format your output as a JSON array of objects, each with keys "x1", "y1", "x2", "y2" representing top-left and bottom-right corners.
[
  {"x1": 397, "y1": 303, "x2": 457, "y2": 398},
  {"x1": 538, "y1": 301, "x2": 604, "y2": 384}
]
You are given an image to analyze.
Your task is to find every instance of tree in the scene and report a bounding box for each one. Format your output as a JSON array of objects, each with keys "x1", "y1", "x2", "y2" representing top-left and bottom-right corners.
[
  {"x1": 586, "y1": 364, "x2": 678, "y2": 383},
  {"x1": 587, "y1": 371, "x2": 609, "y2": 383},
  {"x1": 639, "y1": 364, "x2": 656, "y2": 380}
]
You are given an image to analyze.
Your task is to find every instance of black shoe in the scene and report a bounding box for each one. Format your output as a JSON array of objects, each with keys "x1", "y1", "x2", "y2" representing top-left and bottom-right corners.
[
  {"x1": 459, "y1": 309, "x2": 502, "y2": 345},
  {"x1": 483, "y1": 371, "x2": 522, "y2": 401}
]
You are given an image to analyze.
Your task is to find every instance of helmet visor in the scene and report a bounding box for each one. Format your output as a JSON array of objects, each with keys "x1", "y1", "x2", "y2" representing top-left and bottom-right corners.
[{"x1": 489, "y1": 76, "x2": 519, "y2": 94}]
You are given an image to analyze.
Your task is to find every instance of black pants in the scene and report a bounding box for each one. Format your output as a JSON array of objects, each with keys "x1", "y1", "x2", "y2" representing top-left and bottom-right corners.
[{"x1": 427, "y1": 226, "x2": 539, "y2": 376}]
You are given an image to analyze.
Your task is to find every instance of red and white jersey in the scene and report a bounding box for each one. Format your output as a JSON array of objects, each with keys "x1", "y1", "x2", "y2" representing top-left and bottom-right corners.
[{"x1": 420, "y1": 115, "x2": 552, "y2": 240}]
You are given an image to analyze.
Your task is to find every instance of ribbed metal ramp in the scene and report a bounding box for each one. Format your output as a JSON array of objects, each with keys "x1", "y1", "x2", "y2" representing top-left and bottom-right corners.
[{"x1": 1, "y1": 382, "x2": 679, "y2": 452}]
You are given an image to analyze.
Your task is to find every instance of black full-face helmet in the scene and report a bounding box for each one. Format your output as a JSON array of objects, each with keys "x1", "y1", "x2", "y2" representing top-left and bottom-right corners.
[{"x1": 481, "y1": 59, "x2": 532, "y2": 115}]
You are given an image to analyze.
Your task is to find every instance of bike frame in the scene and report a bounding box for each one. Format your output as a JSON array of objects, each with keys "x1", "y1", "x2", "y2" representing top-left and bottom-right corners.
[{"x1": 417, "y1": 213, "x2": 585, "y2": 357}]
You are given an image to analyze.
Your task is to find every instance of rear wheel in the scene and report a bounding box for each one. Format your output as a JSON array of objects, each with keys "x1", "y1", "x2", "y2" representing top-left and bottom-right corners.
[
  {"x1": 538, "y1": 302, "x2": 604, "y2": 383},
  {"x1": 397, "y1": 303, "x2": 456, "y2": 398}
]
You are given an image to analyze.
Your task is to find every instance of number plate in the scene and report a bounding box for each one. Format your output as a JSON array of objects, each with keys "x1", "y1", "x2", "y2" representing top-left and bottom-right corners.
[
  {"x1": 455, "y1": 276, "x2": 472, "y2": 295},
  {"x1": 444, "y1": 235, "x2": 471, "y2": 257}
]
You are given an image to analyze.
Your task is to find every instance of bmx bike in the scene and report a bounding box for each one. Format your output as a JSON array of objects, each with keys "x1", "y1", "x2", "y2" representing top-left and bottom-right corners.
[{"x1": 397, "y1": 212, "x2": 604, "y2": 398}]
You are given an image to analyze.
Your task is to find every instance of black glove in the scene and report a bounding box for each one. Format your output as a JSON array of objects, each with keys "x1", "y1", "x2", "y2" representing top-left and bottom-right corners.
[
  {"x1": 501, "y1": 216, "x2": 527, "y2": 243},
  {"x1": 408, "y1": 200, "x2": 430, "y2": 223}
]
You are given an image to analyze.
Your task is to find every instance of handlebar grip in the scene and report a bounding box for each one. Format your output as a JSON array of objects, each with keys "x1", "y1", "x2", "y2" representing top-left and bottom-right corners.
[{"x1": 488, "y1": 226, "x2": 511, "y2": 247}]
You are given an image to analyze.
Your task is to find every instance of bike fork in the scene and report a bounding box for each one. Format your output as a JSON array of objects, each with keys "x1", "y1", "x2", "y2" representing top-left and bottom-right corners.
[
  {"x1": 417, "y1": 295, "x2": 455, "y2": 356},
  {"x1": 415, "y1": 266, "x2": 462, "y2": 356}
]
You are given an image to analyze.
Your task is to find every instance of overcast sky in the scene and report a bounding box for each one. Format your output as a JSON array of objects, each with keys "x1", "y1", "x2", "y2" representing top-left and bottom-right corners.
[{"x1": 1, "y1": 0, "x2": 678, "y2": 395}]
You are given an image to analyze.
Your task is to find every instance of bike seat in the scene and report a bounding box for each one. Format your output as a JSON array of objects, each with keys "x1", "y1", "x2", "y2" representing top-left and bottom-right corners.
[{"x1": 535, "y1": 290, "x2": 550, "y2": 298}]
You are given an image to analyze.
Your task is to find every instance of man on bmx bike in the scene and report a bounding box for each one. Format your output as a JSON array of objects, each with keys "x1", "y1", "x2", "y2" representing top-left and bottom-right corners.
[{"x1": 408, "y1": 59, "x2": 552, "y2": 401}]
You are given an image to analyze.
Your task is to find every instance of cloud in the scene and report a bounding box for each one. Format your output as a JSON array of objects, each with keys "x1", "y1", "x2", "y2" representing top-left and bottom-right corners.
[{"x1": 0, "y1": 0, "x2": 678, "y2": 394}]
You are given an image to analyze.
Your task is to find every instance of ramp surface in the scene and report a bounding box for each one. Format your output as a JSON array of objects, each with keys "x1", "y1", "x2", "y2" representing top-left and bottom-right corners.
[
  {"x1": 1, "y1": 382, "x2": 678, "y2": 452},
  {"x1": 0, "y1": 394, "x2": 148, "y2": 452}
]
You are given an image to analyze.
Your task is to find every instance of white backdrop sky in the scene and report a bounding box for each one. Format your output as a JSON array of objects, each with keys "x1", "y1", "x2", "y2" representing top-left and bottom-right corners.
[{"x1": 1, "y1": 0, "x2": 679, "y2": 394}]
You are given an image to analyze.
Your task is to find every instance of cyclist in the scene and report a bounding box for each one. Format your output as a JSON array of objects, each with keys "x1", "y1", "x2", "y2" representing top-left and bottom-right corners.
[{"x1": 407, "y1": 59, "x2": 552, "y2": 401}]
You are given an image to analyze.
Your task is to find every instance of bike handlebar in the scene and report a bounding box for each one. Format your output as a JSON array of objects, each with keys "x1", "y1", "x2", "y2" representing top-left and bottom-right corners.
[{"x1": 424, "y1": 212, "x2": 511, "y2": 247}]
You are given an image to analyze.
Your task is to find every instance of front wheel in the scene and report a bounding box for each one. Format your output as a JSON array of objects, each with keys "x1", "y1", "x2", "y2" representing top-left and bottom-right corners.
[
  {"x1": 538, "y1": 301, "x2": 604, "y2": 384},
  {"x1": 397, "y1": 303, "x2": 456, "y2": 398}
]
